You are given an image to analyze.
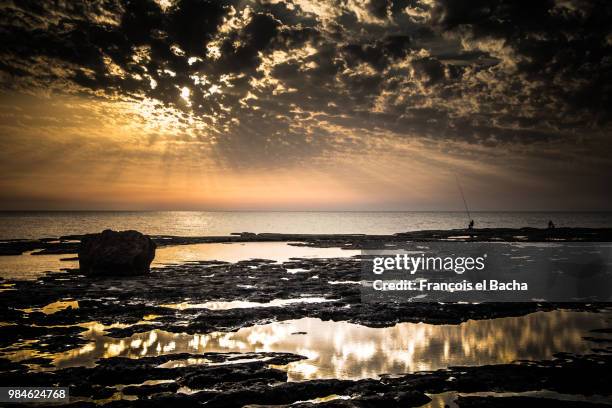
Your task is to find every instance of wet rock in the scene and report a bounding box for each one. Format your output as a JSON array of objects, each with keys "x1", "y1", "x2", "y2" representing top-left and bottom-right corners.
[
  {"x1": 0, "y1": 324, "x2": 85, "y2": 349},
  {"x1": 70, "y1": 384, "x2": 116, "y2": 399},
  {"x1": 3, "y1": 232, "x2": 612, "y2": 408},
  {"x1": 78, "y1": 230, "x2": 156, "y2": 276},
  {"x1": 36, "y1": 403, "x2": 97, "y2": 408},
  {"x1": 0, "y1": 357, "x2": 25, "y2": 372},
  {"x1": 591, "y1": 328, "x2": 612, "y2": 334},
  {"x1": 106, "y1": 393, "x2": 203, "y2": 408},
  {"x1": 351, "y1": 393, "x2": 423, "y2": 407},
  {"x1": 1, "y1": 254, "x2": 606, "y2": 343},
  {"x1": 122, "y1": 382, "x2": 179, "y2": 396},
  {"x1": 455, "y1": 396, "x2": 609, "y2": 407},
  {"x1": 395, "y1": 390, "x2": 432, "y2": 406},
  {"x1": 2, "y1": 353, "x2": 612, "y2": 407},
  {"x1": 0, "y1": 248, "x2": 25, "y2": 255},
  {"x1": 5, "y1": 227, "x2": 612, "y2": 258},
  {"x1": 180, "y1": 361, "x2": 288, "y2": 388},
  {"x1": 32, "y1": 242, "x2": 79, "y2": 255},
  {"x1": 18, "y1": 356, "x2": 54, "y2": 367}
]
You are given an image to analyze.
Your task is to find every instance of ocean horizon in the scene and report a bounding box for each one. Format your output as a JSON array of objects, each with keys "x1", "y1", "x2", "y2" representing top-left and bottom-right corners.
[{"x1": 1, "y1": 210, "x2": 611, "y2": 240}]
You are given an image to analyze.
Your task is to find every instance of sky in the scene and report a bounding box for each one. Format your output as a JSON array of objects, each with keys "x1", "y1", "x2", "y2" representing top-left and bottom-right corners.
[{"x1": 0, "y1": 0, "x2": 611, "y2": 210}]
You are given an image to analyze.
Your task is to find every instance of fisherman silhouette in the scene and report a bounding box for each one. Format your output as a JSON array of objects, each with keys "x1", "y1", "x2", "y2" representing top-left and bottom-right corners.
[
  {"x1": 548, "y1": 220, "x2": 555, "y2": 229},
  {"x1": 468, "y1": 220, "x2": 474, "y2": 230}
]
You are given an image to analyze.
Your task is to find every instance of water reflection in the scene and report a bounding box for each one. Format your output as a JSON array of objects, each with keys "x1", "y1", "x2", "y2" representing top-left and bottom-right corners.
[
  {"x1": 153, "y1": 242, "x2": 358, "y2": 265},
  {"x1": 0, "y1": 252, "x2": 77, "y2": 280},
  {"x1": 161, "y1": 297, "x2": 335, "y2": 310},
  {"x1": 45, "y1": 310, "x2": 611, "y2": 380},
  {"x1": 0, "y1": 242, "x2": 358, "y2": 280},
  {"x1": 21, "y1": 300, "x2": 79, "y2": 314}
]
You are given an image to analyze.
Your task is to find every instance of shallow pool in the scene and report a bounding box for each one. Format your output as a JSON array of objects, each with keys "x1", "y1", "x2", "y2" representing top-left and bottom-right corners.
[{"x1": 14, "y1": 310, "x2": 610, "y2": 381}]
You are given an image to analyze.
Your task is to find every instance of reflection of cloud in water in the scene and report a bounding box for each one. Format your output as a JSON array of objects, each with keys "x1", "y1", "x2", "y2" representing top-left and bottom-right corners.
[{"x1": 48, "y1": 311, "x2": 611, "y2": 380}]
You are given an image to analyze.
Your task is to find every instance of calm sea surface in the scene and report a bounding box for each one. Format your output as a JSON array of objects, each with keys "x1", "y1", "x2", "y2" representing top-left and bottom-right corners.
[{"x1": 1, "y1": 211, "x2": 611, "y2": 240}]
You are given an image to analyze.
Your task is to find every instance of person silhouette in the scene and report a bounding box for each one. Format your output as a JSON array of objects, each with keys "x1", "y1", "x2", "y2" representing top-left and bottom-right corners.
[
  {"x1": 548, "y1": 220, "x2": 555, "y2": 229},
  {"x1": 468, "y1": 220, "x2": 474, "y2": 230}
]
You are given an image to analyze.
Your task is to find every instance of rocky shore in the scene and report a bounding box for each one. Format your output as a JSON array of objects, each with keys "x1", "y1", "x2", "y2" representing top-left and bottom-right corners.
[
  {"x1": 1, "y1": 228, "x2": 611, "y2": 407},
  {"x1": 2, "y1": 352, "x2": 611, "y2": 407},
  {"x1": 2, "y1": 227, "x2": 611, "y2": 256}
]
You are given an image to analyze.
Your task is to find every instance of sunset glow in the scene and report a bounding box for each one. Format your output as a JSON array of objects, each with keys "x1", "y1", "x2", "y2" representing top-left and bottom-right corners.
[{"x1": 0, "y1": 0, "x2": 610, "y2": 210}]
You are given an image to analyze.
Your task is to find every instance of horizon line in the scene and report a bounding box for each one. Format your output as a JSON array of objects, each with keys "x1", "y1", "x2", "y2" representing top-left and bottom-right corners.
[{"x1": 1, "y1": 209, "x2": 612, "y2": 213}]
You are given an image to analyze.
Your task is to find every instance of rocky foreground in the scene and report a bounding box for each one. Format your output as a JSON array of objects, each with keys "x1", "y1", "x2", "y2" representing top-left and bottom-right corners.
[
  {"x1": 2, "y1": 351, "x2": 611, "y2": 407},
  {"x1": 1, "y1": 228, "x2": 611, "y2": 407}
]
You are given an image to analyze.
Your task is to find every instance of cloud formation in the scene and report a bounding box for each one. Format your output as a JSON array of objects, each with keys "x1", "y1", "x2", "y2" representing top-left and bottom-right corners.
[
  {"x1": 0, "y1": 0, "x2": 611, "y2": 209},
  {"x1": 2, "y1": 0, "x2": 610, "y2": 143}
]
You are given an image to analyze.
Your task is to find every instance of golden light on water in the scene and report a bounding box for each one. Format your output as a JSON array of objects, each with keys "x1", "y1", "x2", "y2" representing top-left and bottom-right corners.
[
  {"x1": 5, "y1": 311, "x2": 604, "y2": 380},
  {"x1": 20, "y1": 300, "x2": 79, "y2": 315}
]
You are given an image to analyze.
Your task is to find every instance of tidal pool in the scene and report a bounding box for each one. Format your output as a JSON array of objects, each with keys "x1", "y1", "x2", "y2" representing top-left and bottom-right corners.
[
  {"x1": 161, "y1": 297, "x2": 335, "y2": 310},
  {"x1": 32, "y1": 310, "x2": 612, "y2": 380},
  {"x1": 152, "y1": 242, "x2": 358, "y2": 265},
  {"x1": 0, "y1": 251, "x2": 78, "y2": 280},
  {"x1": 0, "y1": 242, "x2": 358, "y2": 280}
]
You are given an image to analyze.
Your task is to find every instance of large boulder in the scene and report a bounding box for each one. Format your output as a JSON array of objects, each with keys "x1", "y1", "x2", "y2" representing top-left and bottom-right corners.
[{"x1": 78, "y1": 230, "x2": 156, "y2": 276}]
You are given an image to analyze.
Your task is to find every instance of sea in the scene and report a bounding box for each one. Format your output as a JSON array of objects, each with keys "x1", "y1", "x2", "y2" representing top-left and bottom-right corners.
[{"x1": 1, "y1": 211, "x2": 611, "y2": 240}]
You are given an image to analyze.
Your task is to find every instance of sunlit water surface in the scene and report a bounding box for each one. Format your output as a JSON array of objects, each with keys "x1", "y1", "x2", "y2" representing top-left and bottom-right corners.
[
  {"x1": 0, "y1": 251, "x2": 78, "y2": 280},
  {"x1": 12, "y1": 310, "x2": 610, "y2": 381},
  {"x1": 0, "y1": 242, "x2": 358, "y2": 280},
  {"x1": 152, "y1": 242, "x2": 358, "y2": 265},
  {"x1": 2, "y1": 211, "x2": 611, "y2": 239}
]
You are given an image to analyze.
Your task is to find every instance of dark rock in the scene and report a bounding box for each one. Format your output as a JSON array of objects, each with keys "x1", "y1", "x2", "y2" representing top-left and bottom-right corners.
[
  {"x1": 591, "y1": 328, "x2": 612, "y2": 334},
  {"x1": 18, "y1": 357, "x2": 54, "y2": 367},
  {"x1": 122, "y1": 382, "x2": 179, "y2": 396},
  {"x1": 0, "y1": 357, "x2": 26, "y2": 372},
  {"x1": 0, "y1": 248, "x2": 24, "y2": 255},
  {"x1": 395, "y1": 390, "x2": 432, "y2": 406},
  {"x1": 31, "y1": 242, "x2": 79, "y2": 255},
  {"x1": 5, "y1": 227, "x2": 612, "y2": 259},
  {"x1": 78, "y1": 230, "x2": 156, "y2": 276},
  {"x1": 70, "y1": 384, "x2": 116, "y2": 399},
  {"x1": 0, "y1": 324, "x2": 85, "y2": 349},
  {"x1": 455, "y1": 396, "x2": 609, "y2": 407},
  {"x1": 179, "y1": 362, "x2": 288, "y2": 388}
]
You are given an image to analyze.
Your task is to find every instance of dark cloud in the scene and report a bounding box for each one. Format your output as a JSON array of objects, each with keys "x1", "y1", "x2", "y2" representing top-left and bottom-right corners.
[
  {"x1": 166, "y1": 0, "x2": 229, "y2": 55},
  {"x1": 343, "y1": 35, "x2": 412, "y2": 71},
  {"x1": 121, "y1": 0, "x2": 164, "y2": 45},
  {"x1": 367, "y1": 0, "x2": 392, "y2": 19},
  {"x1": 412, "y1": 57, "x2": 445, "y2": 84},
  {"x1": 0, "y1": 0, "x2": 611, "y2": 163},
  {"x1": 217, "y1": 13, "x2": 279, "y2": 73},
  {"x1": 431, "y1": 0, "x2": 612, "y2": 122}
]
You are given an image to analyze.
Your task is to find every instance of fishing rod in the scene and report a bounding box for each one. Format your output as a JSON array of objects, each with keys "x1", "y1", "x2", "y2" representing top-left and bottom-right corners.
[{"x1": 455, "y1": 174, "x2": 471, "y2": 222}]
